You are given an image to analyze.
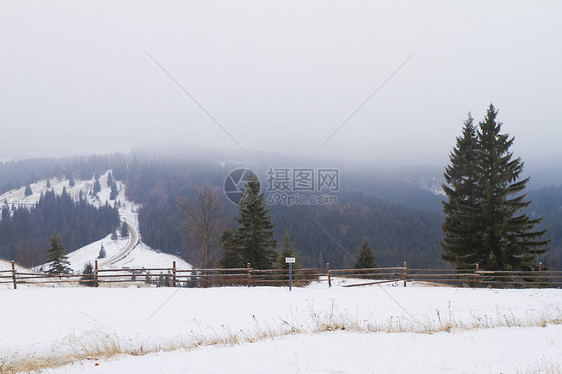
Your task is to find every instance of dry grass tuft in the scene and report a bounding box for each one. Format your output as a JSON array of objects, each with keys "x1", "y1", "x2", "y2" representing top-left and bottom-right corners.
[
  {"x1": 515, "y1": 359, "x2": 562, "y2": 374},
  {"x1": 2, "y1": 303, "x2": 561, "y2": 374}
]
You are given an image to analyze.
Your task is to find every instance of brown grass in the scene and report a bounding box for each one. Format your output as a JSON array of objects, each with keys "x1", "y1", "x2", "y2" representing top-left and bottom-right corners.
[
  {"x1": 1, "y1": 303, "x2": 560, "y2": 374},
  {"x1": 515, "y1": 360, "x2": 562, "y2": 374}
]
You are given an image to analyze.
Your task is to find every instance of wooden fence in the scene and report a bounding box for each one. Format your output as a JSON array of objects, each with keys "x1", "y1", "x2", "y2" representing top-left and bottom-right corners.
[{"x1": 1, "y1": 260, "x2": 561, "y2": 289}]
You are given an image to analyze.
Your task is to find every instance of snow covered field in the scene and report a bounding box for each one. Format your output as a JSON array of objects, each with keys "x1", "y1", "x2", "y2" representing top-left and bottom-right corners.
[{"x1": 1, "y1": 283, "x2": 560, "y2": 373}]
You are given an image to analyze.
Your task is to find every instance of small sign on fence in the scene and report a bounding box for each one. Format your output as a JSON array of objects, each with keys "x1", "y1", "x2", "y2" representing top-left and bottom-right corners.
[{"x1": 285, "y1": 258, "x2": 295, "y2": 291}]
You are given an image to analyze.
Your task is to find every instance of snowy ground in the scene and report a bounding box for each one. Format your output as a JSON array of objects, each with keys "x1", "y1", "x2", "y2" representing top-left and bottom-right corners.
[
  {"x1": 39, "y1": 328, "x2": 562, "y2": 374},
  {"x1": 1, "y1": 283, "x2": 560, "y2": 373}
]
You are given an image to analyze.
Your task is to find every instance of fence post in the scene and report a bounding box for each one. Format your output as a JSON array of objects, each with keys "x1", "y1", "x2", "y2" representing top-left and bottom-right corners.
[
  {"x1": 172, "y1": 261, "x2": 177, "y2": 287},
  {"x1": 11, "y1": 260, "x2": 17, "y2": 290},
  {"x1": 403, "y1": 262, "x2": 407, "y2": 287},
  {"x1": 94, "y1": 260, "x2": 99, "y2": 288},
  {"x1": 327, "y1": 263, "x2": 331, "y2": 288},
  {"x1": 247, "y1": 263, "x2": 252, "y2": 287},
  {"x1": 475, "y1": 263, "x2": 480, "y2": 288},
  {"x1": 538, "y1": 262, "x2": 542, "y2": 289}
]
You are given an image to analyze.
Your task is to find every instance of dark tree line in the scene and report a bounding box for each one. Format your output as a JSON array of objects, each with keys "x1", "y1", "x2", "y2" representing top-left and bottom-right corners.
[
  {"x1": 129, "y1": 158, "x2": 229, "y2": 257},
  {"x1": 270, "y1": 192, "x2": 443, "y2": 268},
  {"x1": 126, "y1": 157, "x2": 444, "y2": 268},
  {"x1": 0, "y1": 153, "x2": 128, "y2": 195},
  {"x1": 527, "y1": 186, "x2": 562, "y2": 269}
]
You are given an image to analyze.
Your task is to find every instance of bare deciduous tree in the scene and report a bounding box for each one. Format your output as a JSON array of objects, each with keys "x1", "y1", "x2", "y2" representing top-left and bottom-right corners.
[
  {"x1": 16, "y1": 240, "x2": 41, "y2": 268},
  {"x1": 177, "y1": 184, "x2": 225, "y2": 268}
]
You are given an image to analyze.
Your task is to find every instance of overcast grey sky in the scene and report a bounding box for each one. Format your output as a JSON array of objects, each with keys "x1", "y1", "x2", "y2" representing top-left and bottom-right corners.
[{"x1": 1, "y1": 1, "x2": 561, "y2": 169}]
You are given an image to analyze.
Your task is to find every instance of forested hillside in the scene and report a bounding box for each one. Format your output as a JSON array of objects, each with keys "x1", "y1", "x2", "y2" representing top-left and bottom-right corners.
[
  {"x1": 0, "y1": 153, "x2": 561, "y2": 269},
  {"x1": 123, "y1": 158, "x2": 444, "y2": 268},
  {"x1": 270, "y1": 193, "x2": 443, "y2": 268},
  {"x1": 0, "y1": 189, "x2": 119, "y2": 267},
  {"x1": 528, "y1": 186, "x2": 562, "y2": 269},
  {"x1": 0, "y1": 154, "x2": 128, "y2": 195}
]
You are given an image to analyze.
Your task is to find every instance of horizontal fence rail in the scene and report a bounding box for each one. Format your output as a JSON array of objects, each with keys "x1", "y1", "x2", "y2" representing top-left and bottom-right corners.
[{"x1": 2, "y1": 260, "x2": 561, "y2": 290}]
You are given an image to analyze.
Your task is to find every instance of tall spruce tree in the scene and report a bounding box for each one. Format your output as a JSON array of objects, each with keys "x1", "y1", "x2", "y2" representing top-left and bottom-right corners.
[
  {"x1": 227, "y1": 175, "x2": 277, "y2": 269},
  {"x1": 46, "y1": 231, "x2": 72, "y2": 275},
  {"x1": 441, "y1": 114, "x2": 481, "y2": 268},
  {"x1": 353, "y1": 236, "x2": 377, "y2": 269},
  {"x1": 442, "y1": 104, "x2": 549, "y2": 271}
]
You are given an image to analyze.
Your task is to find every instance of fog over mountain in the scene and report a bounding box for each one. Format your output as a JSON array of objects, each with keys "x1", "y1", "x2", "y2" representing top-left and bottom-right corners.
[{"x1": 1, "y1": 1, "x2": 561, "y2": 173}]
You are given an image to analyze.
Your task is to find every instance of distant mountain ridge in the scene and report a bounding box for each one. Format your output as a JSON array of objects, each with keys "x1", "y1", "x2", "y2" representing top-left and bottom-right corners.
[{"x1": 0, "y1": 152, "x2": 560, "y2": 269}]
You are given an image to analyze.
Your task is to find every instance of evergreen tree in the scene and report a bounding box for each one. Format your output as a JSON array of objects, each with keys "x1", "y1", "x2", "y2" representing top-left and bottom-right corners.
[
  {"x1": 93, "y1": 176, "x2": 101, "y2": 194},
  {"x1": 111, "y1": 228, "x2": 118, "y2": 241},
  {"x1": 218, "y1": 230, "x2": 244, "y2": 268},
  {"x1": 98, "y1": 243, "x2": 106, "y2": 258},
  {"x1": 222, "y1": 176, "x2": 277, "y2": 269},
  {"x1": 353, "y1": 236, "x2": 377, "y2": 269},
  {"x1": 46, "y1": 179, "x2": 51, "y2": 188},
  {"x1": 80, "y1": 261, "x2": 95, "y2": 287},
  {"x1": 46, "y1": 231, "x2": 72, "y2": 275},
  {"x1": 120, "y1": 221, "x2": 129, "y2": 238},
  {"x1": 441, "y1": 114, "x2": 481, "y2": 268},
  {"x1": 109, "y1": 181, "x2": 118, "y2": 200},
  {"x1": 68, "y1": 174, "x2": 75, "y2": 187},
  {"x1": 276, "y1": 229, "x2": 299, "y2": 270},
  {"x1": 24, "y1": 185, "x2": 33, "y2": 196},
  {"x1": 442, "y1": 104, "x2": 550, "y2": 271},
  {"x1": 2, "y1": 206, "x2": 10, "y2": 221},
  {"x1": 107, "y1": 171, "x2": 114, "y2": 187}
]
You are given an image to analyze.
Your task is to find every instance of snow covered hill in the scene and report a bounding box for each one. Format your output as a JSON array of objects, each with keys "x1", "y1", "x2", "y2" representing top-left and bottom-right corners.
[
  {"x1": 0, "y1": 258, "x2": 31, "y2": 273},
  {"x1": 0, "y1": 171, "x2": 191, "y2": 272},
  {"x1": 1, "y1": 171, "x2": 118, "y2": 211},
  {"x1": 61, "y1": 232, "x2": 191, "y2": 273}
]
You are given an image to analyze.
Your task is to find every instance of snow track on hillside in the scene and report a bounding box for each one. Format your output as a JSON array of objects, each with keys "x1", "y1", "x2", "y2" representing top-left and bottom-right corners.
[{"x1": 99, "y1": 223, "x2": 138, "y2": 267}]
